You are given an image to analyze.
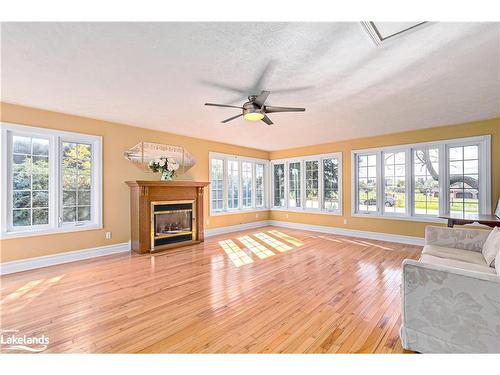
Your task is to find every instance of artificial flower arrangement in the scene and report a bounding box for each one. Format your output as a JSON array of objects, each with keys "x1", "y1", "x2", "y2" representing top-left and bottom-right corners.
[{"x1": 148, "y1": 156, "x2": 180, "y2": 181}]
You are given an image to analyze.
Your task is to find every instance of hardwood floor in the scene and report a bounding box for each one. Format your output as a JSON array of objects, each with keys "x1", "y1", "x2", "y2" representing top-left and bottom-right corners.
[{"x1": 0, "y1": 226, "x2": 422, "y2": 353}]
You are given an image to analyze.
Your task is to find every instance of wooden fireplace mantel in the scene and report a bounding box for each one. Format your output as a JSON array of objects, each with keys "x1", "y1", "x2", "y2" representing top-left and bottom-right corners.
[{"x1": 126, "y1": 180, "x2": 209, "y2": 254}]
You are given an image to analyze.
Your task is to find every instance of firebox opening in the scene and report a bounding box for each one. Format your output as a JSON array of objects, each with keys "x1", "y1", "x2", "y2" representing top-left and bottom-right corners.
[{"x1": 151, "y1": 200, "x2": 195, "y2": 251}]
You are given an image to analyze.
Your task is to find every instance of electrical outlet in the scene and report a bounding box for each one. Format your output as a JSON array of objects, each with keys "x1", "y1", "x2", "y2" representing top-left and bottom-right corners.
[
  {"x1": 105, "y1": 231, "x2": 112, "y2": 239},
  {"x1": 343, "y1": 219, "x2": 348, "y2": 225}
]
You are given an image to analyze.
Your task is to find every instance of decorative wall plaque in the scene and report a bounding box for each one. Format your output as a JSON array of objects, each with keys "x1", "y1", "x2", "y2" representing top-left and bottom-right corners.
[{"x1": 124, "y1": 142, "x2": 196, "y2": 174}]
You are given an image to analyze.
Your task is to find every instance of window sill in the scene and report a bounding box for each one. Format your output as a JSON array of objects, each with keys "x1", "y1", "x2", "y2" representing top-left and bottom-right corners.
[
  {"x1": 351, "y1": 213, "x2": 447, "y2": 224},
  {"x1": 0, "y1": 224, "x2": 103, "y2": 240},
  {"x1": 210, "y1": 208, "x2": 268, "y2": 216},
  {"x1": 271, "y1": 208, "x2": 343, "y2": 216}
]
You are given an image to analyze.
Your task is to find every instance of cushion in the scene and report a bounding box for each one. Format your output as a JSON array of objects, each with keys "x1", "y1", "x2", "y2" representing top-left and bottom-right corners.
[
  {"x1": 422, "y1": 244, "x2": 487, "y2": 265},
  {"x1": 420, "y1": 254, "x2": 496, "y2": 275},
  {"x1": 482, "y1": 227, "x2": 500, "y2": 267}
]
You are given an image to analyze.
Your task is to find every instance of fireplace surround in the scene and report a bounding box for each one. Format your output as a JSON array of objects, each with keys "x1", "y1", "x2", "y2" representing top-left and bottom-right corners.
[{"x1": 126, "y1": 180, "x2": 209, "y2": 253}]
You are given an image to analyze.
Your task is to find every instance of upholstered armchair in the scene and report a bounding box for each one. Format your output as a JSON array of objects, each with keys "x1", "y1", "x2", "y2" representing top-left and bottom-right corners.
[{"x1": 400, "y1": 226, "x2": 500, "y2": 353}]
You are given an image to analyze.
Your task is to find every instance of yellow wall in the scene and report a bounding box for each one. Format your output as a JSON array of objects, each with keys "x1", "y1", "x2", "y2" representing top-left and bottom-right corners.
[
  {"x1": 269, "y1": 118, "x2": 500, "y2": 239},
  {"x1": 0, "y1": 103, "x2": 269, "y2": 262},
  {"x1": 1, "y1": 102, "x2": 498, "y2": 263}
]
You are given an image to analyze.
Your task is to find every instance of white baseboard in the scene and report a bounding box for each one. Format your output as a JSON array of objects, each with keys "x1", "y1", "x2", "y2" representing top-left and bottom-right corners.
[
  {"x1": 269, "y1": 220, "x2": 424, "y2": 246},
  {"x1": 0, "y1": 242, "x2": 131, "y2": 275},
  {"x1": 204, "y1": 220, "x2": 269, "y2": 237}
]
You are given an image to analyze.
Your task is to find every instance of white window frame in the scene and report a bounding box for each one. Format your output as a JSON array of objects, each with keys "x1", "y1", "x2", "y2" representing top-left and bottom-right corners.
[
  {"x1": 254, "y1": 162, "x2": 265, "y2": 209},
  {"x1": 351, "y1": 135, "x2": 491, "y2": 222},
  {"x1": 209, "y1": 158, "x2": 224, "y2": 212},
  {"x1": 0, "y1": 122, "x2": 103, "y2": 239},
  {"x1": 272, "y1": 162, "x2": 286, "y2": 209},
  {"x1": 287, "y1": 160, "x2": 302, "y2": 209},
  {"x1": 208, "y1": 152, "x2": 269, "y2": 215},
  {"x1": 270, "y1": 152, "x2": 343, "y2": 215}
]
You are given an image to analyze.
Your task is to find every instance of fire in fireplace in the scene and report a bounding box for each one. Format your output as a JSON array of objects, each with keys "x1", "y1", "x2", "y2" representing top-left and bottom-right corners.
[{"x1": 151, "y1": 200, "x2": 196, "y2": 251}]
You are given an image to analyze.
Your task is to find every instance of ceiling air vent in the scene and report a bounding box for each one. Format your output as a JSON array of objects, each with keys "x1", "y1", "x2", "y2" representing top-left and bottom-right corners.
[{"x1": 361, "y1": 22, "x2": 427, "y2": 46}]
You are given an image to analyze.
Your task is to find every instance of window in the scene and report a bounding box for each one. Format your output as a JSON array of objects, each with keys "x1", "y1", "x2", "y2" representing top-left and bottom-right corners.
[
  {"x1": 241, "y1": 162, "x2": 252, "y2": 208},
  {"x1": 271, "y1": 152, "x2": 342, "y2": 215},
  {"x1": 288, "y1": 162, "x2": 301, "y2": 208},
  {"x1": 413, "y1": 148, "x2": 439, "y2": 216},
  {"x1": 356, "y1": 154, "x2": 377, "y2": 212},
  {"x1": 61, "y1": 142, "x2": 92, "y2": 223},
  {"x1": 273, "y1": 163, "x2": 285, "y2": 207},
  {"x1": 255, "y1": 163, "x2": 264, "y2": 208},
  {"x1": 305, "y1": 160, "x2": 319, "y2": 209},
  {"x1": 208, "y1": 153, "x2": 268, "y2": 214},
  {"x1": 1, "y1": 123, "x2": 102, "y2": 238},
  {"x1": 210, "y1": 158, "x2": 224, "y2": 211},
  {"x1": 323, "y1": 158, "x2": 339, "y2": 211},
  {"x1": 384, "y1": 151, "x2": 406, "y2": 214},
  {"x1": 352, "y1": 135, "x2": 491, "y2": 220},
  {"x1": 449, "y1": 145, "x2": 479, "y2": 215},
  {"x1": 227, "y1": 160, "x2": 239, "y2": 209},
  {"x1": 12, "y1": 135, "x2": 50, "y2": 227}
]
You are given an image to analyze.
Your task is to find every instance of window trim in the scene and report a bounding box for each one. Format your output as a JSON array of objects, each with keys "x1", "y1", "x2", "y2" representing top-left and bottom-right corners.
[
  {"x1": 270, "y1": 152, "x2": 343, "y2": 216},
  {"x1": 254, "y1": 162, "x2": 265, "y2": 209},
  {"x1": 272, "y1": 162, "x2": 286, "y2": 208},
  {"x1": 0, "y1": 122, "x2": 103, "y2": 239},
  {"x1": 351, "y1": 135, "x2": 491, "y2": 221},
  {"x1": 288, "y1": 161, "x2": 302, "y2": 209},
  {"x1": 208, "y1": 152, "x2": 269, "y2": 216}
]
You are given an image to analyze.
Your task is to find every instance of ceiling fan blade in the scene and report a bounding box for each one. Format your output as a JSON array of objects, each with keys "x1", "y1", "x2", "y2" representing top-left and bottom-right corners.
[
  {"x1": 264, "y1": 106, "x2": 306, "y2": 113},
  {"x1": 251, "y1": 60, "x2": 276, "y2": 93},
  {"x1": 221, "y1": 113, "x2": 243, "y2": 123},
  {"x1": 271, "y1": 85, "x2": 314, "y2": 93},
  {"x1": 200, "y1": 80, "x2": 248, "y2": 95},
  {"x1": 261, "y1": 115, "x2": 273, "y2": 125},
  {"x1": 253, "y1": 90, "x2": 270, "y2": 108},
  {"x1": 205, "y1": 103, "x2": 243, "y2": 109}
]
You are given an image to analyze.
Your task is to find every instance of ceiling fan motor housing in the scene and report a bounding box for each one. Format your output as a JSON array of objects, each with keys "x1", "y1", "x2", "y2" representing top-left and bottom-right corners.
[{"x1": 243, "y1": 101, "x2": 263, "y2": 115}]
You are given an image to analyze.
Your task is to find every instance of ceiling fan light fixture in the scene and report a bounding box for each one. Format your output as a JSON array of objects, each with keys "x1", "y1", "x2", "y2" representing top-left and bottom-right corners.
[{"x1": 243, "y1": 112, "x2": 265, "y2": 121}]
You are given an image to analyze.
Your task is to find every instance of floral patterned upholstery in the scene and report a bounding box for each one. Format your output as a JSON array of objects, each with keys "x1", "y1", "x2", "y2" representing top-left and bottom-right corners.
[
  {"x1": 425, "y1": 226, "x2": 490, "y2": 252},
  {"x1": 400, "y1": 226, "x2": 500, "y2": 353}
]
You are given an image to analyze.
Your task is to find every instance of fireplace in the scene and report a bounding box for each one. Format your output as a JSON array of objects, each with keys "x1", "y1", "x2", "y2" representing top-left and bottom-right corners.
[
  {"x1": 151, "y1": 200, "x2": 196, "y2": 250},
  {"x1": 126, "y1": 180, "x2": 209, "y2": 254}
]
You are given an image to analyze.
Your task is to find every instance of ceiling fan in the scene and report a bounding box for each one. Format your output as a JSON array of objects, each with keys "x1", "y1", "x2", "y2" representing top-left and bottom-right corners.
[
  {"x1": 202, "y1": 60, "x2": 309, "y2": 125},
  {"x1": 205, "y1": 90, "x2": 305, "y2": 125}
]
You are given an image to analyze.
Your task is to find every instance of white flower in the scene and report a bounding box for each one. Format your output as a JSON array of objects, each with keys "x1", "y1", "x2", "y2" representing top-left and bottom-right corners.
[
  {"x1": 166, "y1": 162, "x2": 174, "y2": 171},
  {"x1": 159, "y1": 159, "x2": 166, "y2": 167}
]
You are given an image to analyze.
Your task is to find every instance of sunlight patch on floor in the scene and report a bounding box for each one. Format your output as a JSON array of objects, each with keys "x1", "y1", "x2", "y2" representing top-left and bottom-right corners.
[
  {"x1": 353, "y1": 239, "x2": 396, "y2": 251},
  {"x1": 1, "y1": 279, "x2": 45, "y2": 302},
  {"x1": 254, "y1": 233, "x2": 292, "y2": 252},
  {"x1": 341, "y1": 238, "x2": 395, "y2": 251},
  {"x1": 268, "y1": 230, "x2": 304, "y2": 246},
  {"x1": 237, "y1": 236, "x2": 275, "y2": 259},
  {"x1": 219, "y1": 239, "x2": 254, "y2": 267},
  {"x1": 2, "y1": 274, "x2": 66, "y2": 312},
  {"x1": 315, "y1": 235, "x2": 343, "y2": 243}
]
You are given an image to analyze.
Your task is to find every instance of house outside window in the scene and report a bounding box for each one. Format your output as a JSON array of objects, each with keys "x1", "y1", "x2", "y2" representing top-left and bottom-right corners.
[{"x1": 352, "y1": 135, "x2": 491, "y2": 221}]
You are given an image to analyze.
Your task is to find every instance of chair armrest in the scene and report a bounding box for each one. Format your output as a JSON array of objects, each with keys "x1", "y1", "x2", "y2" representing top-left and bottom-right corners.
[
  {"x1": 403, "y1": 258, "x2": 499, "y2": 283},
  {"x1": 425, "y1": 226, "x2": 490, "y2": 252}
]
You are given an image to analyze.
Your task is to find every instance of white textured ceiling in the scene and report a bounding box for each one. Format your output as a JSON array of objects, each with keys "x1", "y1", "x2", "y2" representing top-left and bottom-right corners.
[{"x1": 1, "y1": 22, "x2": 499, "y2": 151}]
